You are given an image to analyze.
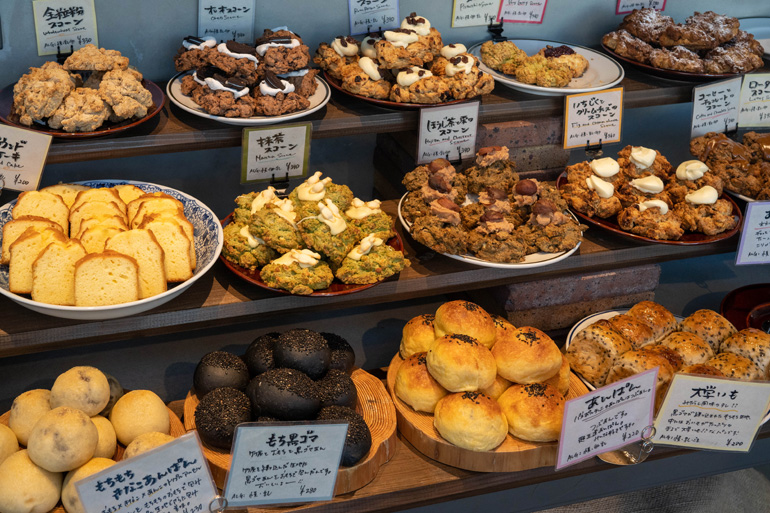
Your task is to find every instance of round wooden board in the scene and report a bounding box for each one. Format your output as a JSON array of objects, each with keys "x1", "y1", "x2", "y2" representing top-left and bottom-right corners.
[
  {"x1": 386, "y1": 353, "x2": 590, "y2": 472},
  {"x1": 183, "y1": 368, "x2": 398, "y2": 494},
  {"x1": 0, "y1": 406, "x2": 185, "y2": 513}
]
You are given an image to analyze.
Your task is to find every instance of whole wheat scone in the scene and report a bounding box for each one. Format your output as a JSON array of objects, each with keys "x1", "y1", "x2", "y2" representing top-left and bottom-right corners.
[
  {"x1": 12, "y1": 62, "x2": 80, "y2": 126},
  {"x1": 63, "y1": 44, "x2": 129, "y2": 71},
  {"x1": 47, "y1": 88, "x2": 110, "y2": 132},
  {"x1": 99, "y1": 69, "x2": 153, "y2": 121}
]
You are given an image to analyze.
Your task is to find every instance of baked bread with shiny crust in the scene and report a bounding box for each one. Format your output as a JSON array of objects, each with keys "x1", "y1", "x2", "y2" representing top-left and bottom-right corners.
[
  {"x1": 719, "y1": 328, "x2": 770, "y2": 375},
  {"x1": 479, "y1": 375, "x2": 512, "y2": 401},
  {"x1": 492, "y1": 326, "x2": 562, "y2": 384},
  {"x1": 679, "y1": 309, "x2": 737, "y2": 353},
  {"x1": 498, "y1": 383, "x2": 564, "y2": 442},
  {"x1": 626, "y1": 301, "x2": 678, "y2": 342},
  {"x1": 605, "y1": 349, "x2": 674, "y2": 408},
  {"x1": 542, "y1": 355, "x2": 571, "y2": 396},
  {"x1": 426, "y1": 334, "x2": 496, "y2": 392},
  {"x1": 706, "y1": 352, "x2": 762, "y2": 381},
  {"x1": 400, "y1": 314, "x2": 436, "y2": 358},
  {"x1": 679, "y1": 363, "x2": 725, "y2": 378},
  {"x1": 433, "y1": 300, "x2": 496, "y2": 349},
  {"x1": 607, "y1": 313, "x2": 656, "y2": 349},
  {"x1": 657, "y1": 331, "x2": 714, "y2": 367},
  {"x1": 565, "y1": 319, "x2": 634, "y2": 387},
  {"x1": 433, "y1": 391, "x2": 507, "y2": 451},
  {"x1": 394, "y1": 352, "x2": 447, "y2": 413}
]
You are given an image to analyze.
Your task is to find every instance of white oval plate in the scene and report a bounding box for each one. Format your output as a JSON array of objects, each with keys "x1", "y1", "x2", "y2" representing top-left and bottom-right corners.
[
  {"x1": 0, "y1": 180, "x2": 223, "y2": 320},
  {"x1": 468, "y1": 39, "x2": 624, "y2": 96},
  {"x1": 166, "y1": 71, "x2": 331, "y2": 126},
  {"x1": 397, "y1": 192, "x2": 581, "y2": 269},
  {"x1": 738, "y1": 18, "x2": 770, "y2": 58}
]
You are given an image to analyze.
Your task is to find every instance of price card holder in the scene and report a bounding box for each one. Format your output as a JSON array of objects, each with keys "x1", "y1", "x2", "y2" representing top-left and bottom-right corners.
[
  {"x1": 198, "y1": 0, "x2": 255, "y2": 43},
  {"x1": 348, "y1": 0, "x2": 399, "y2": 36},
  {"x1": 76, "y1": 432, "x2": 219, "y2": 513},
  {"x1": 556, "y1": 368, "x2": 657, "y2": 470},
  {"x1": 33, "y1": 0, "x2": 97, "y2": 56},
  {"x1": 241, "y1": 123, "x2": 311, "y2": 184},
  {"x1": 223, "y1": 422, "x2": 348, "y2": 507},
  {"x1": 417, "y1": 101, "x2": 479, "y2": 165},
  {"x1": 451, "y1": 0, "x2": 500, "y2": 28},
  {"x1": 691, "y1": 77, "x2": 741, "y2": 139},
  {"x1": 563, "y1": 87, "x2": 624, "y2": 150},
  {"x1": 497, "y1": 0, "x2": 547, "y2": 24},
  {"x1": 0, "y1": 125, "x2": 52, "y2": 192},
  {"x1": 616, "y1": 1, "x2": 666, "y2": 15},
  {"x1": 653, "y1": 374, "x2": 770, "y2": 451},
  {"x1": 735, "y1": 200, "x2": 770, "y2": 266},
  {"x1": 738, "y1": 73, "x2": 770, "y2": 128}
]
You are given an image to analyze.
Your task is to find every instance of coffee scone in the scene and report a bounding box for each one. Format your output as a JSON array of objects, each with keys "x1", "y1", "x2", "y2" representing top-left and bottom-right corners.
[
  {"x1": 498, "y1": 383, "x2": 565, "y2": 442},
  {"x1": 426, "y1": 334, "x2": 496, "y2": 392},
  {"x1": 395, "y1": 352, "x2": 448, "y2": 413},
  {"x1": 433, "y1": 392, "x2": 508, "y2": 451},
  {"x1": 492, "y1": 326, "x2": 562, "y2": 384},
  {"x1": 433, "y1": 300, "x2": 496, "y2": 349}
]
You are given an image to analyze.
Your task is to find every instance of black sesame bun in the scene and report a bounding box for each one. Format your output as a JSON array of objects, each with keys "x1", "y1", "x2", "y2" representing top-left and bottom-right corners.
[
  {"x1": 321, "y1": 332, "x2": 356, "y2": 374},
  {"x1": 247, "y1": 368, "x2": 321, "y2": 420},
  {"x1": 317, "y1": 405, "x2": 372, "y2": 467},
  {"x1": 194, "y1": 387, "x2": 252, "y2": 450},
  {"x1": 274, "y1": 329, "x2": 331, "y2": 379},
  {"x1": 317, "y1": 369, "x2": 357, "y2": 409},
  {"x1": 193, "y1": 351, "x2": 250, "y2": 398},
  {"x1": 244, "y1": 332, "x2": 279, "y2": 377}
]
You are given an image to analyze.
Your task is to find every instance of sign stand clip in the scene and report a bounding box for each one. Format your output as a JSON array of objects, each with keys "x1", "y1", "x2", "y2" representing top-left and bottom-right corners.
[
  {"x1": 56, "y1": 44, "x2": 74, "y2": 65},
  {"x1": 487, "y1": 21, "x2": 506, "y2": 42},
  {"x1": 209, "y1": 495, "x2": 227, "y2": 512},
  {"x1": 585, "y1": 139, "x2": 603, "y2": 159},
  {"x1": 598, "y1": 425, "x2": 656, "y2": 466},
  {"x1": 270, "y1": 172, "x2": 290, "y2": 197}
]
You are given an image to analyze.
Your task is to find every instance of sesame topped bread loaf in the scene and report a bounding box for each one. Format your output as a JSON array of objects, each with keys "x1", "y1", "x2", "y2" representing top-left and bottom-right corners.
[{"x1": 74, "y1": 250, "x2": 140, "y2": 306}]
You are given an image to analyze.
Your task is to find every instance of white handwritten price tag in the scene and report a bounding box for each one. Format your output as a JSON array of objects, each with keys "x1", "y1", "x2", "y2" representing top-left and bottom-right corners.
[
  {"x1": 653, "y1": 374, "x2": 770, "y2": 451},
  {"x1": 735, "y1": 200, "x2": 770, "y2": 265},
  {"x1": 497, "y1": 0, "x2": 547, "y2": 24},
  {"x1": 556, "y1": 369, "x2": 656, "y2": 469},
  {"x1": 417, "y1": 102, "x2": 479, "y2": 164},
  {"x1": 224, "y1": 422, "x2": 347, "y2": 506},
  {"x1": 452, "y1": 0, "x2": 500, "y2": 27},
  {"x1": 616, "y1": 0, "x2": 666, "y2": 15},
  {"x1": 76, "y1": 433, "x2": 218, "y2": 513},
  {"x1": 690, "y1": 77, "x2": 741, "y2": 138},
  {"x1": 348, "y1": 0, "x2": 399, "y2": 36},
  {"x1": 563, "y1": 87, "x2": 624, "y2": 149},
  {"x1": 0, "y1": 125, "x2": 51, "y2": 192},
  {"x1": 198, "y1": 0, "x2": 255, "y2": 43},
  {"x1": 242, "y1": 123, "x2": 311, "y2": 184},
  {"x1": 33, "y1": 0, "x2": 97, "y2": 56},
  {"x1": 739, "y1": 73, "x2": 770, "y2": 127}
]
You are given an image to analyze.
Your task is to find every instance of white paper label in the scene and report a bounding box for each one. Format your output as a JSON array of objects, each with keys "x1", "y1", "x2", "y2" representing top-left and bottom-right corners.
[
  {"x1": 76, "y1": 433, "x2": 218, "y2": 513},
  {"x1": 557, "y1": 369, "x2": 657, "y2": 469},
  {"x1": 452, "y1": 0, "x2": 500, "y2": 27},
  {"x1": 348, "y1": 0, "x2": 399, "y2": 36},
  {"x1": 224, "y1": 422, "x2": 348, "y2": 506},
  {"x1": 417, "y1": 101, "x2": 479, "y2": 164},
  {"x1": 198, "y1": 0, "x2": 255, "y2": 43},
  {"x1": 242, "y1": 123, "x2": 311, "y2": 183},
  {"x1": 653, "y1": 374, "x2": 770, "y2": 451},
  {"x1": 33, "y1": 0, "x2": 97, "y2": 56},
  {"x1": 0, "y1": 125, "x2": 52, "y2": 192},
  {"x1": 497, "y1": 0, "x2": 547, "y2": 24},
  {"x1": 691, "y1": 77, "x2": 741, "y2": 139},
  {"x1": 616, "y1": 0, "x2": 666, "y2": 15},
  {"x1": 564, "y1": 87, "x2": 624, "y2": 149},
  {"x1": 735, "y1": 200, "x2": 770, "y2": 265},
  {"x1": 739, "y1": 74, "x2": 770, "y2": 127}
]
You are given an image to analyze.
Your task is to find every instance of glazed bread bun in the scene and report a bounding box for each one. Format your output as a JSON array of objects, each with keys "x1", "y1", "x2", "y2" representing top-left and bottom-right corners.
[
  {"x1": 542, "y1": 355, "x2": 571, "y2": 396},
  {"x1": 605, "y1": 349, "x2": 674, "y2": 407},
  {"x1": 680, "y1": 309, "x2": 737, "y2": 352},
  {"x1": 679, "y1": 363, "x2": 725, "y2": 377},
  {"x1": 658, "y1": 331, "x2": 714, "y2": 367},
  {"x1": 719, "y1": 328, "x2": 770, "y2": 375},
  {"x1": 433, "y1": 392, "x2": 508, "y2": 451},
  {"x1": 706, "y1": 352, "x2": 762, "y2": 381},
  {"x1": 626, "y1": 301, "x2": 678, "y2": 342},
  {"x1": 497, "y1": 383, "x2": 565, "y2": 442},
  {"x1": 395, "y1": 352, "x2": 448, "y2": 413},
  {"x1": 607, "y1": 314, "x2": 656, "y2": 348},
  {"x1": 643, "y1": 345, "x2": 684, "y2": 372},
  {"x1": 426, "y1": 334, "x2": 497, "y2": 392},
  {"x1": 492, "y1": 326, "x2": 562, "y2": 384},
  {"x1": 492, "y1": 315, "x2": 516, "y2": 342},
  {"x1": 400, "y1": 314, "x2": 436, "y2": 358},
  {"x1": 433, "y1": 300, "x2": 496, "y2": 349},
  {"x1": 565, "y1": 319, "x2": 633, "y2": 387},
  {"x1": 480, "y1": 374, "x2": 512, "y2": 400}
]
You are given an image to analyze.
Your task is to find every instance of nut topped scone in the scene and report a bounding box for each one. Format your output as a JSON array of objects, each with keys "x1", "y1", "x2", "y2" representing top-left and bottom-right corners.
[
  {"x1": 260, "y1": 249, "x2": 334, "y2": 295},
  {"x1": 298, "y1": 199, "x2": 362, "y2": 268},
  {"x1": 335, "y1": 234, "x2": 410, "y2": 284},
  {"x1": 289, "y1": 171, "x2": 354, "y2": 218},
  {"x1": 223, "y1": 221, "x2": 279, "y2": 271},
  {"x1": 463, "y1": 146, "x2": 519, "y2": 194},
  {"x1": 345, "y1": 198, "x2": 396, "y2": 241}
]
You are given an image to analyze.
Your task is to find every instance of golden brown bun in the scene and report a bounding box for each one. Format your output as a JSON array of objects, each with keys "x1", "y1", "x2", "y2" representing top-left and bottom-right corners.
[
  {"x1": 719, "y1": 328, "x2": 770, "y2": 375},
  {"x1": 492, "y1": 315, "x2": 516, "y2": 345},
  {"x1": 394, "y1": 352, "x2": 448, "y2": 413},
  {"x1": 542, "y1": 355, "x2": 571, "y2": 396},
  {"x1": 564, "y1": 319, "x2": 633, "y2": 387},
  {"x1": 679, "y1": 363, "x2": 725, "y2": 378},
  {"x1": 680, "y1": 309, "x2": 737, "y2": 352},
  {"x1": 492, "y1": 326, "x2": 562, "y2": 384},
  {"x1": 497, "y1": 384, "x2": 564, "y2": 442},
  {"x1": 433, "y1": 392, "x2": 508, "y2": 451},
  {"x1": 643, "y1": 345, "x2": 684, "y2": 372},
  {"x1": 658, "y1": 331, "x2": 714, "y2": 367},
  {"x1": 605, "y1": 349, "x2": 674, "y2": 407},
  {"x1": 607, "y1": 314, "x2": 656, "y2": 348},
  {"x1": 434, "y1": 300, "x2": 496, "y2": 349},
  {"x1": 479, "y1": 375, "x2": 512, "y2": 400},
  {"x1": 400, "y1": 314, "x2": 436, "y2": 358},
  {"x1": 426, "y1": 334, "x2": 497, "y2": 392},
  {"x1": 706, "y1": 352, "x2": 762, "y2": 381},
  {"x1": 626, "y1": 301, "x2": 678, "y2": 341}
]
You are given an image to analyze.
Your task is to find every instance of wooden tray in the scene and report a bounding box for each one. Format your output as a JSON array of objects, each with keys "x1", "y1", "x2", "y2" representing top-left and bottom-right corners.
[
  {"x1": 386, "y1": 353, "x2": 589, "y2": 472},
  {"x1": 183, "y1": 368, "x2": 398, "y2": 494}
]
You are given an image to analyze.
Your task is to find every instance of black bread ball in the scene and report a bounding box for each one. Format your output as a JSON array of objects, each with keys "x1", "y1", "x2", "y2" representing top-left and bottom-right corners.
[
  {"x1": 244, "y1": 332, "x2": 279, "y2": 377},
  {"x1": 317, "y1": 369, "x2": 357, "y2": 409},
  {"x1": 274, "y1": 329, "x2": 331, "y2": 379},
  {"x1": 248, "y1": 368, "x2": 321, "y2": 421},
  {"x1": 317, "y1": 405, "x2": 371, "y2": 466},
  {"x1": 195, "y1": 387, "x2": 252, "y2": 450},
  {"x1": 321, "y1": 332, "x2": 356, "y2": 374},
  {"x1": 194, "y1": 351, "x2": 250, "y2": 398}
]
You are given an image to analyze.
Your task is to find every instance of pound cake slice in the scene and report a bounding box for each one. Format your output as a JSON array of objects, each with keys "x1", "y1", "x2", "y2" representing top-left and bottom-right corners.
[
  {"x1": 112, "y1": 184, "x2": 145, "y2": 205},
  {"x1": 75, "y1": 215, "x2": 129, "y2": 239},
  {"x1": 138, "y1": 213, "x2": 195, "y2": 268},
  {"x1": 130, "y1": 197, "x2": 185, "y2": 228},
  {"x1": 105, "y1": 229, "x2": 167, "y2": 299},
  {"x1": 31, "y1": 239, "x2": 87, "y2": 305},
  {"x1": 8, "y1": 227, "x2": 68, "y2": 294},
  {"x1": 74, "y1": 250, "x2": 140, "y2": 306},
  {"x1": 71, "y1": 187, "x2": 127, "y2": 214},
  {"x1": 80, "y1": 225, "x2": 126, "y2": 253},
  {"x1": 69, "y1": 201, "x2": 127, "y2": 237},
  {"x1": 127, "y1": 192, "x2": 183, "y2": 225},
  {"x1": 1, "y1": 216, "x2": 63, "y2": 264},
  {"x1": 12, "y1": 190, "x2": 69, "y2": 233},
  {"x1": 144, "y1": 222, "x2": 193, "y2": 282},
  {"x1": 39, "y1": 183, "x2": 90, "y2": 209}
]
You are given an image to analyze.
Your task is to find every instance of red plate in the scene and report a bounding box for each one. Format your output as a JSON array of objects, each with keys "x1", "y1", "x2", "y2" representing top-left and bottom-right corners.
[
  {"x1": 219, "y1": 213, "x2": 405, "y2": 296},
  {"x1": 0, "y1": 79, "x2": 165, "y2": 138},
  {"x1": 556, "y1": 172, "x2": 742, "y2": 245},
  {"x1": 720, "y1": 283, "x2": 770, "y2": 331}
]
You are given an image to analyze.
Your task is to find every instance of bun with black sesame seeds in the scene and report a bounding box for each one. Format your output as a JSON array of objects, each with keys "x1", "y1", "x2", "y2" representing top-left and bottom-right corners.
[
  {"x1": 433, "y1": 300, "x2": 496, "y2": 349},
  {"x1": 626, "y1": 301, "x2": 679, "y2": 342},
  {"x1": 426, "y1": 334, "x2": 496, "y2": 392},
  {"x1": 498, "y1": 383, "x2": 564, "y2": 442},
  {"x1": 433, "y1": 391, "x2": 508, "y2": 451},
  {"x1": 395, "y1": 352, "x2": 448, "y2": 412},
  {"x1": 400, "y1": 313, "x2": 436, "y2": 358},
  {"x1": 657, "y1": 331, "x2": 714, "y2": 367},
  {"x1": 680, "y1": 309, "x2": 737, "y2": 353},
  {"x1": 565, "y1": 319, "x2": 634, "y2": 388},
  {"x1": 718, "y1": 328, "x2": 770, "y2": 376},
  {"x1": 491, "y1": 326, "x2": 562, "y2": 384},
  {"x1": 604, "y1": 349, "x2": 674, "y2": 408}
]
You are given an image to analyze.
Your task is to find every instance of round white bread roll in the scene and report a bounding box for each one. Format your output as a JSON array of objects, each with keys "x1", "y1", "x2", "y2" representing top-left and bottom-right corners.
[
  {"x1": 0, "y1": 424, "x2": 19, "y2": 466},
  {"x1": 123, "y1": 432, "x2": 175, "y2": 459},
  {"x1": 109, "y1": 390, "x2": 170, "y2": 445},
  {"x1": 426, "y1": 334, "x2": 496, "y2": 392},
  {"x1": 8, "y1": 388, "x2": 51, "y2": 446},
  {"x1": 498, "y1": 383, "x2": 565, "y2": 442},
  {"x1": 492, "y1": 326, "x2": 562, "y2": 384},
  {"x1": 50, "y1": 366, "x2": 111, "y2": 417},
  {"x1": 90, "y1": 415, "x2": 117, "y2": 459},
  {"x1": 400, "y1": 314, "x2": 436, "y2": 358},
  {"x1": 433, "y1": 300, "x2": 496, "y2": 349},
  {"x1": 395, "y1": 352, "x2": 448, "y2": 413},
  {"x1": 27, "y1": 406, "x2": 98, "y2": 472},
  {"x1": 62, "y1": 457, "x2": 116, "y2": 513},
  {"x1": 0, "y1": 449, "x2": 63, "y2": 513},
  {"x1": 433, "y1": 392, "x2": 508, "y2": 451}
]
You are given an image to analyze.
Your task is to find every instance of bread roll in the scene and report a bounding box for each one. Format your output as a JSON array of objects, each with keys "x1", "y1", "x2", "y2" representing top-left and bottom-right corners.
[
  {"x1": 706, "y1": 352, "x2": 762, "y2": 381},
  {"x1": 124, "y1": 432, "x2": 175, "y2": 459},
  {"x1": 626, "y1": 301, "x2": 678, "y2": 342},
  {"x1": 400, "y1": 314, "x2": 436, "y2": 358},
  {"x1": 542, "y1": 355, "x2": 571, "y2": 396},
  {"x1": 480, "y1": 374, "x2": 512, "y2": 400},
  {"x1": 658, "y1": 331, "x2": 714, "y2": 367},
  {"x1": 27, "y1": 406, "x2": 98, "y2": 472},
  {"x1": 679, "y1": 363, "x2": 725, "y2": 377},
  {"x1": 565, "y1": 320, "x2": 633, "y2": 387},
  {"x1": 62, "y1": 457, "x2": 117, "y2": 513},
  {"x1": 109, "y1": 390, "x2": 170, "y2": 445},
  {"x1": 0, "y1": 450, "x2": 62, "y2": 513},
  {"x1": 0, "y1": 424, "x2": 19, "y2": 466},
  {"x1": 605, "y1": 350, "x2": 674, "y2": 407},
  {"x1": 607, "y1": 314, "x2": 656, "y2": 348},
  {"x1": 498, "y1": 383, "x2": 565, "y2": 442},
  {"x1": 492, "y1": 315, "x2": 516, "y2": 344},
  {"x1": 680, "y1": 309, "x2": 737, "y2": 352},
  {"x1": 394, "y1": 352, "x2": 448, "y2": 413},
  {"x1": 8, "y1": 389, "x2": 51, "y2": 446},
  {"x1": 719, "y1": 328, "x2": 770, "y2": 375},
  {"x1": 492, "y1": 326, "x2": 562, "y2": 384},
  {"x1": 426, "y1": 334, "x2": 496, "y2": 392},
  {"x1": 91, "y1": 415, "x2": 117, "y2": 459},
  {"x1": 433, "y1": 392, "x2": 508, "y2": 451},
  {"x1": 433, "y1": 300, "x2": 496, "y2": 349},
  {"x1": 50, "y1": 365, "x2": 111, "y2": 416},
  {"x1": 643, "y1": 345, "x2": 684, "y2": 372}
]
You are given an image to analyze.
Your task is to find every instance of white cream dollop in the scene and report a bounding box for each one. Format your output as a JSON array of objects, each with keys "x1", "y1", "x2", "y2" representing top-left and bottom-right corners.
[
  {"x1": 277, "y1": 68, "x2": 310, "y2": 78},
  {"x1": 317, "y1": 199, "x2": 347, "y2": 235},
  {"x1": 685, "y1": 185, "x2": 719, "y2": 205},
  {"x1": 297, "y1": 171, "x2": 332, "y2": 202},
  {"x1": 183, "y1": 36, "x2": 216, "y2": 50},
  {"x1": 193, "y1": 71, "x2": 250, "y2": 98},
  {"x1": 630, "y1": 146, "x2": 657, "y2": 169},
  {"x1": 239, "y1": 225, "x2": 265, "y2": 248},
  {"x1": 585, "y1": 175, "x2": 615, "y2": 199},
  {"x1": 259, "y1": 78, "x2": 295, "y2": 96},
  {"x1": 346, "y1": 198, "x2": 382, "y2": 219},
  {"x1": 638, "y1": 199, "x2": 669, "y2": 214},
  {"x1": 401, "y1": 14, "x2": 431, "y2": 36},
  {"x1": 397, "y1": 66, "x2": 432, "y2": 87},
  {"x1": 384, "y1": 29, "x2": 418, "y2": 48},
  {"x1": 272, "y1": 248, "x2": 322, "y2": 268},
  {"x1": 331, "y1": 36, "x2": 358, "y2": 57},
  {"x1": 257, "y1": 38, "x2": 301, "y2": 56},
  {"x1": 630, "y1": 175, "x2": 664, "y2": 194},
  {"x1": 361, "y1": 36, "x2": 380, "y2": 58},
  {"x1": 216, "y1": 42, "x2": 259, "y2": 67},
  {"x1": 441, "y1": 44, "x2": 467, "y2": 59},
  {"x1": 590, "y1": 157, "x2": 620, "y2": 178},
  {"x1": 347, "y1": 234, "x2": 384, "y2": 261},
  {"x1": 445, "y1": 55, "x2": 474, "y2": 76},
  {"x1": 272, "y1": 198, "x2": 298, "y2": 226},
  {"x1": 250, "y1": 186, "x2": 278, "y2": 214},
  {"x1": 358, "y1": 57, "x2": 382, "y2": 81},
  {"x1": 676, "y1": 160, "x2": 709, "y2": 181}
]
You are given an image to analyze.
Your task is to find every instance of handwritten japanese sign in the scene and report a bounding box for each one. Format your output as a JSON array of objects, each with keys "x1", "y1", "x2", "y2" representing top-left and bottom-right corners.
[
  {"x1": 735, "y1": 200, "x2": 770, "y2": 265},
  {"x1": 33, "y1": 0, "x2": 97, "y2": 56},
  {"x1": 739, "y1": 74, "x2": 770, "y2": 128},
  {"x1": 348, "y1": 0, "x2": 399, "y2": 36},
  {"x1": 0, "y1": 125, "x2": 52, "y2": 192},
  {"x1": 242, "y1": 123, "x2": 311, "y2": 184},
  {"x1": 224, "y1": 422, "x2": 347, "y2": 506},
  {"x1": 563, "y1": 87, "x2": 623, "y2": 149},
  {"x1": 497, "y1": 0, "x2": 547, "y2": 24},
  {"x1": 653, "y1": 374, "x2": 770, "y2": 451},
  {"x1": 452, "y1": 0, "x2": 500, "y2": 27},
  {"x1": 557, "y1": 369, "x2": 656, "y2": 469},
  {"x1": 691, "y1": 77, "x2": 741, "y2": 138},
  {"x1": 76, "y1": 433, "x2": 218, "y2": 513},
  {"x1": 616, "y1": 0, "x2": 666, "y2": 15},
  {"x1": 198, "y1": 0, "x2": 255, "y2": 44},
  {"x1": 417, "y1": 102, "x2": 480, "y2": 164}
]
